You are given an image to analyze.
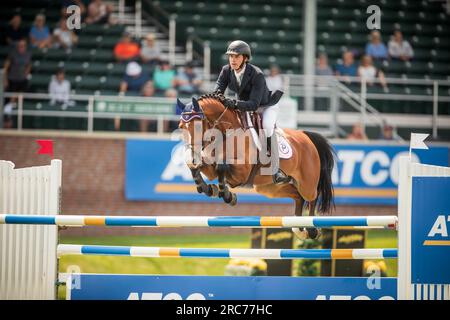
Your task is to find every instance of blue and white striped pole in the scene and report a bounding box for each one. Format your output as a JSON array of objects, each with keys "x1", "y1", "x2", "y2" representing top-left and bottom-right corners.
[
  {"x1": 57, "y1": 244, "x2": 398, "y2": 260},
  {"x1": 0, "y1": 214, "x2": 398, "y2": 229}
]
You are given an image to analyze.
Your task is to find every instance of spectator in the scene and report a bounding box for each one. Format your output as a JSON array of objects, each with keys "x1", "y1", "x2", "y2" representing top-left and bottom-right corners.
[
  {"x1": 139, "y1": 81, "x2": 156, "y2": 132},
  {"x1": 49, "y1": 69, "x2": 72, "y2": 108},
  {"x1": 365, "y1": 30, "x2": 388, "y2": 61},
  {"x1": 29, "y1": 14, "x2": 52, "y2": 49},
  {"x1": 114, "y1": 32, "x2": 140, "y2": 62},
  {"x1": 165, "y1": 88, "x2": 178, "y2": 132},
  {"x1": 3, "y1": 40, "x2": 32, "y2": 92},
  {"x1": 153, "y1": 60, "x2": 176, "y2": 94},
  {"x1": 379, "y1": 123, "x2": 395, "y2": 140},
  {"x1": 142, "y1": 80, "x2": 155, "y2": 97},
  {"x1": 358, "y1": 55, "x2": 388, "y2": 92},
  {"x1": 53, "y1": 19, "x2": 78, "y2": 51},
  {"x1": 175, "y1": 61, "x2": 202, "y2": 95},
  {"x1": 85, "y1": 0, "x2": 114, "y2": 25},
  {"x1": 119, "y1": 61, "x2": 152, "y2": 95},
  {"x1": 140, "y1": 33, "x2": 161, "y2": 70},
  {"x1": 5, "y1": 15, "x2": 28, "y2": 46},
  {"x1": 3, "y1": 97, "x2": 17, "y2": 129},
  {"x1": 315, "y1": 53, "x2": 333, "y2": 76},
  {"x1": 347, "y1": 123, "x2": 368, "y2": 141},
  {"x1": 388, "y1": 30, "x2": 414, "y2": 61},
  {"x1": 335, "y1": 51, "x2": 358, "y2": 80},
  {"x1": 114, "y1": 64, "x2": 149, "y2": 130},
  {"x1": 266, "y1": 65, "x2": 283, "y2": 92}
]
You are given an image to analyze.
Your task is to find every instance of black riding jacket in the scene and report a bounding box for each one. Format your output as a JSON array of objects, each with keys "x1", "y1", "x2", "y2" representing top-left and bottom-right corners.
[{"x1": 213, "y1": 63, "x2": 272, "y2": 112}]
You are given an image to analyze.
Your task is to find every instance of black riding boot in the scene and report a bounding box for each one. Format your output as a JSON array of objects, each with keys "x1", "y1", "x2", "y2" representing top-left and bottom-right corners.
[{"x1": 267, "y1": 135, "x2": 290, "y2": 184}]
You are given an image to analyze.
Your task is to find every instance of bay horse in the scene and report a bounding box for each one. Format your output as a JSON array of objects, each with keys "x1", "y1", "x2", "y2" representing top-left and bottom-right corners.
[{"x1": 177, "y1": 93, "x2": 335, "y2": 239}]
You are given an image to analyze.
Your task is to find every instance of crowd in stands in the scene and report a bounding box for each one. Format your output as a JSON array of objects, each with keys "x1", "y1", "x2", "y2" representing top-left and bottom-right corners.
[
  {"x1": 2, "y1": 0, "x2": 207, "y2": 132},
  {"x1": 113, "y1": 31, "x2": 203, "y2": 98},
  {"x1": 316, "y1": 30, "x2": 414, "y2": 93},
  {"x1": 2, "y1": 3, "x2": 413, "y2": 137},
  {"x1": 346, "y1": 122, "x2": 395, "y2": 141}
]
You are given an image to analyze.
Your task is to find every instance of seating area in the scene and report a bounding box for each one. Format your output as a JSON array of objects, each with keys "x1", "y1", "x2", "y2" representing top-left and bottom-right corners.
[
  {"x1": 1, "y1": 0, "x2": 449, "y2": 137},
  {"x1": 0, "y1": 3, "x2": 125, "y2": 96},
  {"x1": 155, "y1": 0, "x2": 450, "y2": 116},
  {"x1": 317, "y1": 0, "x2": 450, "y2": 79},
  {"x1": 316, "y1": 0, "x2": 450, "y2": 115},
  {"x1": 153, "y1": 0, "x2": 304, "y2": 74}
]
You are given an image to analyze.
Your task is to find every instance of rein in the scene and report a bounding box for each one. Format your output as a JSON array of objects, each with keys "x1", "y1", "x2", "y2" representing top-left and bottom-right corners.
[
  {"x1": 180, "y1": 94, "x2": 242, "y2": 168},
  {"x1": 181, "y1": 94, "x2": 236, "y2": 131}
]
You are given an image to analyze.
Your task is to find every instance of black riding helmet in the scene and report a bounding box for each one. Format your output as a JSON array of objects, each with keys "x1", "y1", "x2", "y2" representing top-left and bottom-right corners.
[{"x1": 225, "y1": 40, "x2": 251, "y2": 60}]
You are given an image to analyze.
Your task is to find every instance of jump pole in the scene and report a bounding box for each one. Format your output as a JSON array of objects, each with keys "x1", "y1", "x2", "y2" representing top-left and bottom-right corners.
[{"x1": 0, "y1": 215, "x2": 398, "y2": 229}]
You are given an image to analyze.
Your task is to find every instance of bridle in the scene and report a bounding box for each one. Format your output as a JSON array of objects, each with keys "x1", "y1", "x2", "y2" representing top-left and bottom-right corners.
[
  {"x1": 180, "y1": 96, "x2": 234, "y2": 131},
  {"x1": 180, "y1": 97, "x2": 237, "y2": 168}
]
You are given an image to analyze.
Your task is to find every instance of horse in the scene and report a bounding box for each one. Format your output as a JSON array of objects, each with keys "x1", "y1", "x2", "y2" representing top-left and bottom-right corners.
[{"x1": 177, "y1": 93, "x2": 335, "y2": 239}]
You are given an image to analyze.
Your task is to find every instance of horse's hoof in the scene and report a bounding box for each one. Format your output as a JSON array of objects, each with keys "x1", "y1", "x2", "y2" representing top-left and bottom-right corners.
[
  {"x1": 196, "y1": 186, "x2": 203, "y2": 194},
  {"x1": 291, "y1": 227, "x2": 321, "y2": 240},
  {"x1": 209, "y1": 184, "x2": 219, "y2": 197},
  {"x1": 305, "y1": 227, "x2": 322, "y2": 240},
  {"x1": 228, "y1": 193, "x2": 237, "y2": 206},
  {"x1": 223, "y1": 192, "x2": 237, "y2": 206},
  {"x1": 291, "y1": 227, "x2": 308, "y2": 240}
]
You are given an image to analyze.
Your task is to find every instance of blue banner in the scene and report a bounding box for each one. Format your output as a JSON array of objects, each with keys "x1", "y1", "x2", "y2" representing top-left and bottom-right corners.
[
  {"x1": 411, "y1": 177, "x2": 450, "y2": 284},
  {"x1": 68, "y1": 274, "x2": 397, "y2": 300},
  {"x1": 126, "y1": 139, "x2": 448, "y2": 205}
]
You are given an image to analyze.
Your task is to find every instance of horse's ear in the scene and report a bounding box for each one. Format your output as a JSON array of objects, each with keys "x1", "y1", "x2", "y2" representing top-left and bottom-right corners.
[
  {"x1": 177, "y1": 98, "x2": 186, "y2": 111},
  {"x1": 192, "y1": 97, "x2": 200, "y2": 112}
]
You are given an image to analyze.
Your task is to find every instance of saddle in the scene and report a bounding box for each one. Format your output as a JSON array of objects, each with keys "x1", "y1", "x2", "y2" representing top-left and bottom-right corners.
[
  {"x1": 237, "y1": 110, "x2": 263, "y2": 133},
  {"x1": 237, "y1": 89, "x2": 283, "y2": 134}
]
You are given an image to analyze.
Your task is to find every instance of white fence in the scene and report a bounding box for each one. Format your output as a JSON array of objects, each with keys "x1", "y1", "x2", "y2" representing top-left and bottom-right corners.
[{"x1": 0, "y1": 159, "x2": 61, "y2": 300}]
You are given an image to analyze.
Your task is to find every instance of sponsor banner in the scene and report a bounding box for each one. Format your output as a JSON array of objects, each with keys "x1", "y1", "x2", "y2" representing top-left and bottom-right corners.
[
  {"x1": 411, "y1": 177, "x2": 450, "y2": 284},
  {"x1": 126, "y1": 139, "x2": 448, "y2": 205},
  {"x1": 68, "y1": 274, "x2": 396, "y2": 300},
  {"x1": 95, "y1": 98, "x2": 175, "y2": 115}
]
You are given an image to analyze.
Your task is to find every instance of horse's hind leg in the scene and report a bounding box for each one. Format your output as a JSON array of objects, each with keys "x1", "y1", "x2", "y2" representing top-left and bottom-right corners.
[
  {"x1": 305, "y1": 200, "x2": 321, "y2": 239},
  {"x1": 291, "y1": 197, "x2": 321, "y2": 240},
  {"x1": 291, "y1": 198, "x2": 308, "y2": 239}
]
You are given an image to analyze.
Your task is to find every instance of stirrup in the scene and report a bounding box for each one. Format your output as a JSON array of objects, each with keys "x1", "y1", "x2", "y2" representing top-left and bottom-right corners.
[{"x1": 272, "y1": 169, "x2": 290, "y2": 184}]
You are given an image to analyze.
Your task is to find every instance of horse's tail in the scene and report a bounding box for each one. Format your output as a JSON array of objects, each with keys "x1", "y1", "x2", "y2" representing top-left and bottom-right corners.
[{"x1": 303, "y1": 131, "x2": 336, "y2": 214}]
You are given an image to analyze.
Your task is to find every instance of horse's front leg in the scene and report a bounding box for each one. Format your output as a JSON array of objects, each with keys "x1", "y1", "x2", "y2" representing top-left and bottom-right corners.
[
  {"x1": 191, "y1": 168, "x2": 219, "y2": 197},
  {"x1": 216, "y1": 164, "x2": 237, "y2": 206}
]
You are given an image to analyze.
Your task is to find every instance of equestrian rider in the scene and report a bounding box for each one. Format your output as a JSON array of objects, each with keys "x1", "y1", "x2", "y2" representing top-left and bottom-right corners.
[{"x1": 213, "y1": 40, "x2": 289, "y2": 184}]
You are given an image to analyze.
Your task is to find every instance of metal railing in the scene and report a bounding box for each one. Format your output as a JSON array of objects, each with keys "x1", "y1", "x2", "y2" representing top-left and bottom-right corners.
[
  {"x1": 143, "y1": 0, "x2": 210, "y2": 78},
  {"x1": 118, "y1": 0, "x2": 125, "y2": 23},
  {"x1": 135, "y1": 0, "x2": 142, "y2": 37},
  {"x1": 281, "y1": 74, "x2": 450, "y2": 139},
  {"x1": 2, "y1": 75, "x2": 450, "y2": 139},
  {"x1": 142, "y1": 0, "x2": 177, "y2": 67},
  {"x1": 3, "y1": 92, "x2": 179, "y2": 134}
]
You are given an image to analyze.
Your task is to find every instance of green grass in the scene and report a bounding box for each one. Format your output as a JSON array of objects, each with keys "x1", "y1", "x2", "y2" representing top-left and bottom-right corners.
[
  {"x1": 59, "y1": 234, "x2": 250, "y2": 276},
  {"x1": 59, "y1": 230, "x2": 398, "y2": 276},
  {"x1": 366, "y1": 229, "x2": 398, "y2": 277}
]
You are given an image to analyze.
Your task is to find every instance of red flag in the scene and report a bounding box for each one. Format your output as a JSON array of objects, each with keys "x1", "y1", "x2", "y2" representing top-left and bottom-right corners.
[{"x1": 36, "y1": 140, "x2": 54, "y2": 157}]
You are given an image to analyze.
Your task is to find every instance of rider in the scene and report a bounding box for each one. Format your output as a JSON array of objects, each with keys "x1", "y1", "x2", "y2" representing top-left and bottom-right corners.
[{"x1": 213, "y1": 40, "x2": 289, "y2": 184}]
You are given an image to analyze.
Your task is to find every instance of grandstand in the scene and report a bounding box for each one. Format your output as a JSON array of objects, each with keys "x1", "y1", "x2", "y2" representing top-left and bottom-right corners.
[{"x1": 0, "y1": 0, "x2": 449, "y2": 138}]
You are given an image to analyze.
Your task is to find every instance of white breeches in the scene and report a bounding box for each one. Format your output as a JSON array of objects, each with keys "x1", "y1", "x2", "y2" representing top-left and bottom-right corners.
[{"x1": 261, "y1": 104, "x2": 279, "y2": 137}]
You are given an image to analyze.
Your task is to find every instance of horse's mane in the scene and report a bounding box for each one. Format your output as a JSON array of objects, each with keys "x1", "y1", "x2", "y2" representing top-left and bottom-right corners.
[
  {"x1": 197, "y1": 93, "x2": 225, "y2": 109},
  {"x1": 197, "y1": 92, "x2": 223, "y2": 103}
]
